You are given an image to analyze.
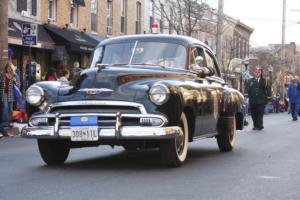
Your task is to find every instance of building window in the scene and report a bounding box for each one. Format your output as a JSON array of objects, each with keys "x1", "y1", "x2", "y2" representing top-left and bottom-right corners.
[
  {"x1": 121, "y1": 0, "x2": 127, "y2": 34},
  {"x1": 48, "y1": 0, "x2": 56, "y2": 21},
  {"x1": 91, "y1": 0, "x2": 97, "y2": 32},
  {"x1": 31, "y1": 0, "x2": 37, "y2": 16},
  {"x1": 70, "y1": 3, "x2": 78, "y2": 28},
  {"x1": 107, "y1": 0, "x2": 113, "y2": 36},
  {"x1": 17, "y1": 0, "x2": 27, "y2": 12},
  {"x1": 136, "y1": 1, "x2": 141, "y2": 34}
]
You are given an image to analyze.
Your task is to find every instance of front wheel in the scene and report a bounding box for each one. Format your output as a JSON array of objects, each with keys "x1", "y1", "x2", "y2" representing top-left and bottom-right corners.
[
  {"x1": 217, "y1": 117, "x2": 236, "y2": 152},
  {"x1": 38, "y1": 139, "x2": 70, "y2": 165},
  {"x1": 160, "y1": 112, "x2": 189, "y2": 167}
]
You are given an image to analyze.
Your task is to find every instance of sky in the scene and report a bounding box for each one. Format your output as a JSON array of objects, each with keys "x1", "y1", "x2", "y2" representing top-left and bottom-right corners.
[{"x1": 206, "y1": 0, "x2": 300, "y2": 47}]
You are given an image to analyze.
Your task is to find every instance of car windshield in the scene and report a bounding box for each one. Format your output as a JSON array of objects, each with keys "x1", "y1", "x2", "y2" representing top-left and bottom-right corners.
[{"x1": 89, "y1": 41, "x2": 187, "y2": 69}]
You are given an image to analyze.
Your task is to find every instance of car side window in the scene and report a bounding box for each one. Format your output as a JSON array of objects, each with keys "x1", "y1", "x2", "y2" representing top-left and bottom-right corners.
[
  {"x1": 189, "y1": 46, "x2": 206, "y2": 66},
  {"x1": 204, "y1": 50, "x2": 219, "y2": 76}
]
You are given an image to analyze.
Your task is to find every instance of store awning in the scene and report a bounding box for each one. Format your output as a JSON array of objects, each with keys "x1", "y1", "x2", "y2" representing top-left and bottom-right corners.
[
  {"x1": 51, "y1": 46, "x2": 70, "y2": 61},
  {"x1": 44, "y1": 25, "x2": 97, "y2": 53},
  {"x1": 8, "y1": 18, "x2": 55, "y2": 50},
  {"x1": 85, "y1": 33, "x2": 105, "y2": 45}
]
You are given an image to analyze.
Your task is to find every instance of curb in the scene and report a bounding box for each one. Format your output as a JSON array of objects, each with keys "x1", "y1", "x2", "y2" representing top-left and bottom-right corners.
[{"x1": 4, "y1": 123, "x2": 27, "y2": 137}]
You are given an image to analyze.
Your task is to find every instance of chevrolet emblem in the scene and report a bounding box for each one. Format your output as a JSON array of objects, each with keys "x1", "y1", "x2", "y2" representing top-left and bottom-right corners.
[
  {"x1": 78, "y1": 88, "x2": 114, "y2": 95},
  {"x1": 80, "y1": 117, "x2": 88, "y2": 123}
]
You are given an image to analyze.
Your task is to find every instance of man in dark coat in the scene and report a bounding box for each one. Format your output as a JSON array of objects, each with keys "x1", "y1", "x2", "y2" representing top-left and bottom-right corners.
[{"x1": 245, "y1": 66, "x2": 272, "y2": 130}]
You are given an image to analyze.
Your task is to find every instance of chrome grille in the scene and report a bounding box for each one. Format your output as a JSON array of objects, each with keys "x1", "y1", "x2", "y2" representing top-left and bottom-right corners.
[{"x1": 47, "y1": 102, "x2": 143, "y2": 127}]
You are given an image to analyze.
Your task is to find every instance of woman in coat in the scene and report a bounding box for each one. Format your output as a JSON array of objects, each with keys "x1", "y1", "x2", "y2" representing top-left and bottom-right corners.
[{"x1": 0, "y1": 62, "x2": 21, "y2": 126}]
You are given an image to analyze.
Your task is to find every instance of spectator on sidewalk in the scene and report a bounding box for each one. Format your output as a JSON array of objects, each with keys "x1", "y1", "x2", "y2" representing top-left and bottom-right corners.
[
  {"x1": 57, "y1": 69, "x2": 70, "y2": 85},
  {"x1": 287, "y1": 77, "x2": 300, "y2": 121},
  {"x1": 45, "y1": 67, "x2": 57, "y2": 81},
  {"x1": 273, "y1": 93, "x2": 281, "y2": 113},
  {"x1": 0, "y1": 62, "x2": 21, "y2": 128},
  {"x1": 70, "y1": 61, "x2": 81, "y2": 86}
]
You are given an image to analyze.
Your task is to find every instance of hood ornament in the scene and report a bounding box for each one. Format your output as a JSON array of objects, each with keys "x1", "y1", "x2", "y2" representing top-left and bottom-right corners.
[{"x1": 78, "y1": 88, "x2": 114, "y2": 95}]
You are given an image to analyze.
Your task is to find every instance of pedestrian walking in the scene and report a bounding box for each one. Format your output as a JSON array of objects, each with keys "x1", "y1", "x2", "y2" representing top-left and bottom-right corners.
[
  {"x1": 245, "y1": 65, "x2": 272, "y2": 130},
  {"x1": 287, "y1": 77, "x2": 300, "y2": 121},
  {"x1": 0, "y1": 62, "x2": 21, "y2": 128}
]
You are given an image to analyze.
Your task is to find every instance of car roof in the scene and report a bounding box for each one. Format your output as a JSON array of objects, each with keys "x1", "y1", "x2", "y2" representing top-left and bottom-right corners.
[{"x1": 98, "y1": 34, "x2": 211, "y2": 50}]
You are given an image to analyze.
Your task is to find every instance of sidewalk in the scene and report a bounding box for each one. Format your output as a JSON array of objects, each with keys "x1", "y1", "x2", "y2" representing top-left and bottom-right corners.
[{"x1": 3, "y1": 123, "x2": 27, "y2": 137}]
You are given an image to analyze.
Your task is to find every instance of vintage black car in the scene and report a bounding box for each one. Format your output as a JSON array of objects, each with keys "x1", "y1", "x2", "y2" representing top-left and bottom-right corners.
[{"x1": 22, "y1": 34, "x2": 246, "y2": 167}]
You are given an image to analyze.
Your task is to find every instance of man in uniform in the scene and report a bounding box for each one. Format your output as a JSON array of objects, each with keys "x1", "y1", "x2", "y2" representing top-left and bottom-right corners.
[{"x1": 245, "y1": 65, "x2": 272, "y2": 130}]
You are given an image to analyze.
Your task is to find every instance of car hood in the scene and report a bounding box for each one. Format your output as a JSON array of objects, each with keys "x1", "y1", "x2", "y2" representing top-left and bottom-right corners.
[{"x1": 57, "y1": 65, "x2": 194, "y2": 102}]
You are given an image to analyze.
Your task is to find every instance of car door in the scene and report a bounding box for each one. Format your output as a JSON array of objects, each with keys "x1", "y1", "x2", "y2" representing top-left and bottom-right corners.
[
  {"x1": 188, "y1": 46, "x2": 216, "y2": 136},
  {"x1": 203, "y1": 48, "x2": 224, "y2": 133}
]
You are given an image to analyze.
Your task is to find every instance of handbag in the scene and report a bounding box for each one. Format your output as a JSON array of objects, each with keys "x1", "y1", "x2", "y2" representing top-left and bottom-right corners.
[{"x1": 13, "y1": 84, "x2": 22, "y2": 101}]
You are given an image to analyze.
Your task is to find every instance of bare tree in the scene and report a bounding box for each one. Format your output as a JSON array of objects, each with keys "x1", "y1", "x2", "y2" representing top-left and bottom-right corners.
[{"x1": 152, "y1": 0, "x2": 209, "y2": 36}]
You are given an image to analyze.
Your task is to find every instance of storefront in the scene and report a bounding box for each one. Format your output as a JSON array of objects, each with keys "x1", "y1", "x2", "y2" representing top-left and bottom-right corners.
[
  {"x1": 8, "y1": 18, "x2": 55, "y2": 92},
  {"x1": 44, "y1": 25, "x2": 101, "y2": 70}
]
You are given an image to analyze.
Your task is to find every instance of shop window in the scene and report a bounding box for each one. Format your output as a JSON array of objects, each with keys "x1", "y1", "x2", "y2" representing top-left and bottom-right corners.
[{"x1": 17, "y1": 0, "x2": 27, "y2": 12}]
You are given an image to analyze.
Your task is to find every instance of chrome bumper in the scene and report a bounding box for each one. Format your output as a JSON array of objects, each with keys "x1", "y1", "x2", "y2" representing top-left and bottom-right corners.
[
  {"x1": 21, "y1": 126, "x2": 183, "y2": 139},
  {"x1": 22, "y1": 100, "x2": 182, "y2": 140}
]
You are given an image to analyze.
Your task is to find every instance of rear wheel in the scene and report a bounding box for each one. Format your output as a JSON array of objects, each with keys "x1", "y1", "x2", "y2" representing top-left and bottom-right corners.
[
  {"x1": 217, "y1": 117, "x2": 236, "y2": 152},
  {"x1": 38, "y1": 139, "x2": 70, "y2": 165},
  {"x1": 160, "y1": 112, "x2": 189, "y2": 167}
]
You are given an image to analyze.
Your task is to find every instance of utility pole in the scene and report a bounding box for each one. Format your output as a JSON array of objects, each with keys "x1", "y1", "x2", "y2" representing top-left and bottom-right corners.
[
  {"x1": 0, "y1": 0, "x2": 8, "y2": 71},
  {"x1": 281, "y1": 0, "x2": 286, "y2": 54},
  {"x1": 281, "y1": 0, "x2": 286, "y2": 100},
  {"x1": 216, "y1": 0, "x2": 224, "y2": 72}
]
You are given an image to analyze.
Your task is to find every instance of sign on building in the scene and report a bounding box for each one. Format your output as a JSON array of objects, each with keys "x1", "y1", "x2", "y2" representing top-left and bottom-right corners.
[{"x1": 22, "y1": 23, "x2": 38, "y2": 46}]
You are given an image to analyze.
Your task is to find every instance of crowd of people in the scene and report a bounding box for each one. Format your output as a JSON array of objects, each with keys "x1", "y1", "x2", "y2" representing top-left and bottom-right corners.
[
  {"x1": 0, "y1": 62, "x2": 21, "y2": 137},
  {"x1": 245, "y1": 65, "x2": 300, "y2": 130},
  {"x1": 0, "y1": 61, "x2": 81, "y2": 138}
]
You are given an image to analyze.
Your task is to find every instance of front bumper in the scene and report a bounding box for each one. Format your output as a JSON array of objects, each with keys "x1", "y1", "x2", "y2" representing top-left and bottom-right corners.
[
  {"x1": 21, "y1": 125, "x2": 183, "y2": 140},
  {"x1": 22, "y1": 100, "x2": 182, "y2": 140}
]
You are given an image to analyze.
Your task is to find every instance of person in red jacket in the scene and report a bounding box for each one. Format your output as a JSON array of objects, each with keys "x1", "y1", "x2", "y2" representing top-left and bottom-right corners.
[{"x1": 45, "y1": 67, "x2": 57, "y2": 81}]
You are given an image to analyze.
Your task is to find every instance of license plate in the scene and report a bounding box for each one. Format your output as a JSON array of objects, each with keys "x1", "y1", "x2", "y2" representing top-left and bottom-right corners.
[{"x1": 70, "y1": 126, "x2": 98, "y2": 141}]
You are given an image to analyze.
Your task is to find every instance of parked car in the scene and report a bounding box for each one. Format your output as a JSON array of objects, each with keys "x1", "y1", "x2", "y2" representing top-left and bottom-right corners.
[{"x1": 22, "y1": 34, "x2": 246, "y2": 167}]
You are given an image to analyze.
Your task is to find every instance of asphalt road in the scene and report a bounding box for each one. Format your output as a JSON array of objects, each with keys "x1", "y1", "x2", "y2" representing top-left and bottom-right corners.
[{"x1": 1, "y1": 113, "x2": 300, "y2": 200}]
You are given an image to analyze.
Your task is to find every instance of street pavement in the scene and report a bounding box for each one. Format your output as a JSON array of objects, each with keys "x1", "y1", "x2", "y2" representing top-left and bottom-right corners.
[{"x1": 0, "y1": 112, "x2": 300, "y2": 200}]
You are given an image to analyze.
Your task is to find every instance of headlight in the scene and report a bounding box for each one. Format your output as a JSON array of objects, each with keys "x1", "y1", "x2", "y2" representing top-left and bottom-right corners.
[
  {"x1": 149, "y1": 84, "x2": 170, "y2": 105},
  {"x1": 30, "y1": 117, "x2": 48, "y2": 126},
  {"x1": 26, "y1": 85, "x2": 44, "y2": 106}
]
